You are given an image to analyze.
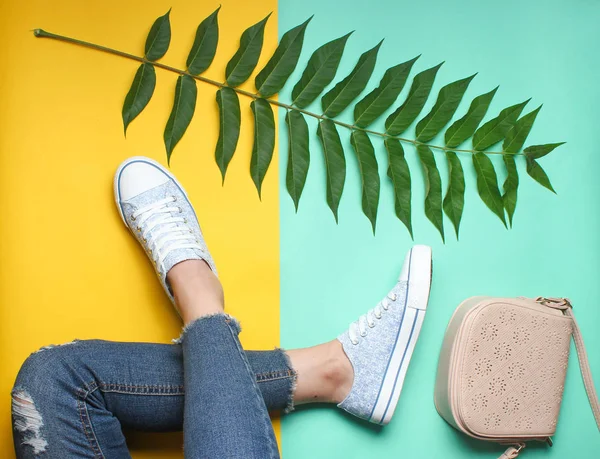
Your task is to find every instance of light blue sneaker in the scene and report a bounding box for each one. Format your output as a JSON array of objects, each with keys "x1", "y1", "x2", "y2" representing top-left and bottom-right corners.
[
  {"x1": 114, "y1": 156, "x2": 217, "y2": 304},
  {"x1": 338, "y1": 245, "x2": 432, "y2": 425}
]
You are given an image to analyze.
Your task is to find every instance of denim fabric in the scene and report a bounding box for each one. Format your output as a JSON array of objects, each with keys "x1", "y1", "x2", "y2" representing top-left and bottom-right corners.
[
  {"x1": 181, "y1": 315, "x2": 280, "y2": 459},
  {"x1": 12, "y1": 319, "x2": 294, "y2": 458}
]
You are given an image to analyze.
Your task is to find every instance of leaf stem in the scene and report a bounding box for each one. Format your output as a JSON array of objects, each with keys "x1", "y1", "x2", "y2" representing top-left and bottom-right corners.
[{"x1": 34, "y1": 28, "x2": 522, "y2": 157}]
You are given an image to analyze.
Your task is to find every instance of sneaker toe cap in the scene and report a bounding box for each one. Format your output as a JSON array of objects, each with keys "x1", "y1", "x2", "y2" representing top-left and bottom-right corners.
[{"x1": 116, "y1": 159, "x2": 170, "y2": 201}]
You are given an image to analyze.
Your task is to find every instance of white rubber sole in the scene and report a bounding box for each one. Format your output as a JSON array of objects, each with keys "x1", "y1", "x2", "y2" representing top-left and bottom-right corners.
[{"x1": 369, "y1": 245, "x2": 432, "y2": 425}]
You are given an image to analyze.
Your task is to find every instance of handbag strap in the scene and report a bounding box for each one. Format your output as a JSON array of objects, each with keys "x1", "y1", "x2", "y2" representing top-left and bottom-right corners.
[
  {"x1": 564, "y1": 307, "x2": 600, "y2": 428},
  {"x1": 537, "y1": 297, "x2": 600, "y2": 429},
  {"x1": 497, "y1": 298, "x2": 600, "y2": 459}
]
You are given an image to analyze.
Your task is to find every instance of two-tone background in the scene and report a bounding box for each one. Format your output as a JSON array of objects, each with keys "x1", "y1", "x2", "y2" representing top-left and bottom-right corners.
[{"x1": 1, "y1": 0, "x2": 599, "y2": 457}]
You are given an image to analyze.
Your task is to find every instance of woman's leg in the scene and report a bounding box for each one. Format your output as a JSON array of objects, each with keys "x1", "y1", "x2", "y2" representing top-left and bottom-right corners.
[
  {"x1": 11, "y1": 340, "x2": 298, "y2": 458},
  {"x1": 168, "y1": 260, "x2": 279, "y2": 458}
]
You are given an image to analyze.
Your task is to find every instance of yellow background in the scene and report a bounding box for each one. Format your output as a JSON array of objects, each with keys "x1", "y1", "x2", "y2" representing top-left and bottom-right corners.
[{"x1": 0, "y1": 0, "x2": 280, "y2": 456}]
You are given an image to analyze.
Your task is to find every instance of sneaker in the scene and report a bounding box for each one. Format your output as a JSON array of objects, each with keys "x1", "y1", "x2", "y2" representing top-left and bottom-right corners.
[
  {"x1": 114, "y1": 156, "x2": 217, "y2": 303},
  {"x1": 337, "y1": 245, "x2": 432, "y2": 425}
]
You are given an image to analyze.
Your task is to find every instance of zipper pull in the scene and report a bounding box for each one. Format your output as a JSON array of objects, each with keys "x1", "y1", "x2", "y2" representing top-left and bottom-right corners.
[{"x1": 498, "y1": 443, "x2": 525, "y2": 459}]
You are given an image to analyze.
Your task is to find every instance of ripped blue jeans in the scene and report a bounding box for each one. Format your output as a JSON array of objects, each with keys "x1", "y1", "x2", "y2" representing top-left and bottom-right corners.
[{"x1": 11, "y1": 314, "x2": 296, "y2": 459}]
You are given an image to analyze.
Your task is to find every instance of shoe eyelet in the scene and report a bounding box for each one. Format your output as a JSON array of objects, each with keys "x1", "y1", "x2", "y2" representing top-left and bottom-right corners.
[
  {"x1": 178, "y1": 207, "x2": 183, "y2": 213},
  {"x1": 360, "y1": 332, "x2": 367, "y2": 338},
  {"x1": 137, "y1": 227, "x2": 142, "y2": 232},
  {"x1": 131, "y1": 216, "x2": 136, "y2": 221}
]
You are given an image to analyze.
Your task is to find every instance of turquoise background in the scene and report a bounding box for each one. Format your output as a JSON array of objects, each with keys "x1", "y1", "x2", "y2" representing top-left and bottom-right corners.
[{"x1": 278, "y1": 0, "x2": 600, "y2": 457}]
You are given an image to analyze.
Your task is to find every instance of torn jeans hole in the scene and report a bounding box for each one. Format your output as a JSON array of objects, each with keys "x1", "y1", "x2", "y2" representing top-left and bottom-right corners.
[{"x1": 12, "y1": 389, "x2": 48, "y2": 455}]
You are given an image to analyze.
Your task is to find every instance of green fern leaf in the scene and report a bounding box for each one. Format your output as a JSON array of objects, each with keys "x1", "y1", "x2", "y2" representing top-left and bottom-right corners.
[
  {"x1": 291, "y1": 32, "x2": 352, "y2": 108},
  {"x1": 523, "y1": 143, "x2": 565, "y2": 160},
  {"x1": 255, "y1": 17, "x2": 312, "y2": 98},
  {"x1": 164, "y1": 75, "x2": 197, "y2": 164},
  {"x1": 385, "y1": 138, "x2": 412, "y2": 238},
  {"x1": 472, "y1": 100, "x2": 529, "y2": 151},
  {"x1": 354, "y1": 57, "x2": 419, "y2": 128},
  {"x1": 226, "y1": 14, "x2": 271, "y2": 87},
  {"x1": 350, "y1": 131, "x2": 380, "y2": 233},
  {"x1": 502, "y1": 154, "x2": 519, "y2": 226},
  {"x1": 250, "y1": 98, "x2": 275, "y2": 198},
  {"x1": 186, "y1": 7, "x2": 220, "y2": 75},
  {"x1": 417, "y1": 145, "x2": 444, "y2": 241},
  {"x1": 443, "y1": 151, "x2": 465, "y2": 238},
  {"x1": 321, "y1": 40, "x2": 382, "y2": 118},
  {"x1": 145, "y1": 9, "x2": 171, "y2": 61},
  {"x1": 445, "y1": 87, "x2": 497, "y2": 148},
  {"x1": 122, "y1": 63, "x2": 156, "y2": 135},
  {"x1": 526, "y1": 157, "x2": 555, "y2": 193},
  {"x1": 385, "y1": 63, "x2": 443, "y2": 136},
  {"x1": 317, "y1": 119, "x2": 346, "y2": 222},
  {"x1": 473, "y1": 152, "x2": 506, "y2": 226},
  {"x1": 415, "y1": 74, "x2": 476, "y2": 142},
  {"x1": 503, "y1": 105, "x2": 542, "y2": 153},
  {"x1": 215, "y1": 87, "x2": 241, "y2": 183},
  {"x1": 285, "y1": 110, "x2": 310, "y2": 211}
]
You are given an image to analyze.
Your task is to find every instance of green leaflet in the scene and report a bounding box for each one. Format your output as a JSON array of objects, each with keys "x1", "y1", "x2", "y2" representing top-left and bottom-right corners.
[
  {"x1": 526, "y1": 157, "x2": 555, "y2": 193},
  {"x1": 502, "y1": 154, "x2": 519, "y2": 226},
  {"x1": 443, "y1": 151, "x2": 465, "y2": 238},
  {"x1": 250, "y1": 99, "x2": 275, "y2": 198},
  {"x1": 164, "y1": 75, "x2": 197, "y2": 164},
  {"x1": 145, "y1": 10, "x2": 171, "y2": 61},
  {"x1": 524, "y1": 143, "x2": 565, "y2": 160},
  {"x1": 385, "y1": 138, "x2": 412, "y2": 238},
  {"x1": 255, "y1": 17, "x2": 312, "y2": 98},
  {"x1": 226, "y1": 14, "x2": 271, "y2": 87},
  {"x1": 317, "y1": 119, "x2": 346, "y2": 222},
  {"x1": 186, "y1": 7, "x2": 220, "y2": 75},
  {"x1": 417, "y1": 145, "x2": 444, "y2": 241},
  {"x1": 385, "y1": 63, "x2": 443, "y2": 136},
  {"x1": 350, "y1": 131, "x2": 380, "y2": 234},
  {"x1": 215, "y1": 87, "x2": 241, "y2": 183},
  {"x1": 472, "y1": 100, "x2": 529, "y2": 151},
  {"x1": 354, "y1": 57, "x2": 419, "y2": 128},
  {"x1": 503, "y1": 105, "x2": 541, "y2": 153},
  {"x1": 122, "y1": 63, "x2": 156, "y2": 135},
  {"x1": 285, "y1": 110, "x2": 310, "y2": 211},
  {"x1": 415, "y1": 74, "x2": 476, "y2": 142},
  {"x1": 321, "y1": 40, "x2": 383, "y2": 118},
  {"x1": 291, "y1": 32, "x2": 353, "y2": 108},
  {"x1": 445, "y1": 87, "x2": 498, "y2": 148},
  {"x1": 472, "y1": 152, "x2": 506, "y2": 226}
]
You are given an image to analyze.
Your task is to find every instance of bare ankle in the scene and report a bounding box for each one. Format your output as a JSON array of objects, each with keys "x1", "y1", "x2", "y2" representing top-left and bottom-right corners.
[
  {"x1": 167, "y1": 260, "x2": 224, "y2": 323},
  {"x1": 325, "y1": 340, "x2": 354, "y2": 404}
]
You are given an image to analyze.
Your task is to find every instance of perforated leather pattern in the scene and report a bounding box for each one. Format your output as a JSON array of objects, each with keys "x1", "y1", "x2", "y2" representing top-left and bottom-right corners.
[{"x1": 459, "y1": 302, "x2": 572, "y2": 437}]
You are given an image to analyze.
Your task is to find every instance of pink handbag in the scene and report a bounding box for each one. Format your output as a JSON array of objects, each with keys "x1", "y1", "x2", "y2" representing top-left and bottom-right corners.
[{"x1": 434, "y1": 297, "x2": 600, "y2": 458}]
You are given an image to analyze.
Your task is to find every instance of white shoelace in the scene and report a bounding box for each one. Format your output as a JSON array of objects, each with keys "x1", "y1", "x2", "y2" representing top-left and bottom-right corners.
[
  {"x1": 131, "y1": 196, "x2": 202, "y2": 274},
  {"x1": 348, "y1": 292, "x2": 398, "y2": 345}
]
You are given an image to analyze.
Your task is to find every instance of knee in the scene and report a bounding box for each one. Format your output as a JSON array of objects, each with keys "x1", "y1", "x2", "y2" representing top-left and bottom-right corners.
[
  {"x1": 11, "y1": 341, "x2": 80, "y2": 456},
  {"x1": 13, "y1": 340, "x2": 80, "y2": 393}
]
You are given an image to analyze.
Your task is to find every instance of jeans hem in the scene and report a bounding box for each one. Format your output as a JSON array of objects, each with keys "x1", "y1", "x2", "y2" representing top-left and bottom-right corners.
[
  {"x1": 172, "y1": 313, "x2": 240, "y2": 344},
  {"x1": 276, "y1": 348, "x2": 298, "y2": 414}
]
